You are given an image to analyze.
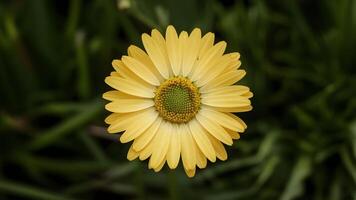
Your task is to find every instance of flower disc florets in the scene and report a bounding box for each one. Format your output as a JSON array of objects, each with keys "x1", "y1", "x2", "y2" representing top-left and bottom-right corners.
[{"x1": 154, "y1": 76, "x2": 200, "y2": 123}]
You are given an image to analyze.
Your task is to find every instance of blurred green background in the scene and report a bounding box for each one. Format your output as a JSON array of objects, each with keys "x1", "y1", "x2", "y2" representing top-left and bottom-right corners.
[{"x1": 0, "y1": 0, "x2": 355, "y2": 199}]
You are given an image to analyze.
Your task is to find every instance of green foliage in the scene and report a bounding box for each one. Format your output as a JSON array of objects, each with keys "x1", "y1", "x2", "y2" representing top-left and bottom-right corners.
[{"x1": 0, "y1": 0, "x2": 355, "y2": 199}]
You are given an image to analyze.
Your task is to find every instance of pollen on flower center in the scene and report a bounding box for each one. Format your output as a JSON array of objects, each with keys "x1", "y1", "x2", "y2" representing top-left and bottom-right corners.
[{"x1": 154, "y1": 76, "x2": 201, "y2": 123}]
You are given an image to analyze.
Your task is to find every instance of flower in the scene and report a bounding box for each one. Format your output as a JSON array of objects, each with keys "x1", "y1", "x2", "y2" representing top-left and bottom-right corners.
[{"x1": 103, "y1": 25, "x2": 253, "y2": 177}]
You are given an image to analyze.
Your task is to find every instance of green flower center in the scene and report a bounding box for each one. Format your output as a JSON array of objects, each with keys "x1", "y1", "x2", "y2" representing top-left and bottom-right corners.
[{"x1": 154, "y1": 76, "x2": 200, "y2": 123}]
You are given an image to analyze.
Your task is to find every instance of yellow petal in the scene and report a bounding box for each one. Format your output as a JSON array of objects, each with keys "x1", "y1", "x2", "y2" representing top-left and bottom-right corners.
[
  {"x1": 207, "y1": 134, "x2": 228, "y2": 161},
  {"x1": 242, "y1": 91, "x2": 254, "y2": 98},
  {"x1": 200, "y1": 70, "x2": 246, "y2": 93},
  {"x1": 127, "y1": 45, "x2": 164, "y2": 82},
  {"x1": 206, "y1": 105, "x2": 253, "y2": 113},
  {"x1": 186, "y1": 32, "x2": 214, "y2": 79},
  {"x1": 153, "y1": 157, "x2": 166, "y2": 172},
  {"x1": 151, "y1": 29, "x2": 173, "y2": 76},
  {"x1": 111, "y1": 60, "x2": 120, "y2": 71},
  {"x1": 198, "y1": 32, "x2": 214, "y2": 59},
  {"x1": 201, "y1": 85, "x2": 250, "y2": 95},
  {"x1": 141, "y1": 33, "x2": 170, "y2": 79},
  {"x1": 132, "y1": 117, "x2": 162, "y2": 151},
  {"x1": 226, "y1": 113, "x2": 247, "y2": 129},
  {"x1": 184, "y1": 167, "x2": 196, "y2": 178},
  {"x1": 188, "y1": 119, "x2": 216, "y2": 162},
  {"x1": 226, "y1": 129, "x2": 240, "y2": 140},
  {"x1": 196, "y1": 113, "x2": 233, "y2": 145},
  {"x1": 127, "y1": 145, "x2": 139, "y2": 161},
  {"x1": 195, "y1": 144, "x2": 207, "y2": 169},
  {"x1": 119, "y1": 109, "x2": 158, "y2": 143},
  {"x1": 199, "y1": 108, "x2": 245, "y2": 132},
  {"x1": 223, "y1": 54, "x2": 241, "y2": 72},
  {"x1": 229, "y1": 52, "x2": 241, "y2": 60},
  {"x1": 190, "y1": 41, "x2": 226, "y2": 81},
  {"x1": 180, "y1": 125, "x2": 196, "y2": 170},
  {"x1": 201, "y1": 94, "x2": 251, "y2": 108},
  {"x1": 105, "y1": 99, "x2": 154, "y2": 113},
  {"x1": 104, "y1": 113, "x2": 121, "y2": 124},
  {"x1": 181, "y1": 28, "x2": 201, "y2": 76},
  {"x1": 122, "y1": 56, "x2": 161, "y2": 86},
  {"x1": 167, "y1": 124, "x2": 181, "y2": 169},
  {"x1": 105, "y1": 76, "x2": 155, "y2": 98},
  {"x1": 110, "y1": 71, "x2": 121, "y2": 77},
  {"x1": 107, "y1": 108, "x2": 153, "y2": 133},
  {"x1": 195, "y1": 53, "x2": 233, "y2": 87},
  {"x1": 139, "y1": 135, "x2": 155, "y2": 160},
  {"x1": 151, "y1": 29, "x2": 167, "y2": 50},
  {"x1": 112, "y1": 60, "x2": 153, "y2": 88},
  {"x1": 102, "y1": 91, "x2": 139, "y2": 101},
  {"x1": 178, "y1": 31, "x2": 188, "y2": 71},
  {"x1": 166, "y1": 26, "x2": 182, "y2": 76},
  {"x1": 149, "y1": 121, "x2": 171, "y2": 169}
]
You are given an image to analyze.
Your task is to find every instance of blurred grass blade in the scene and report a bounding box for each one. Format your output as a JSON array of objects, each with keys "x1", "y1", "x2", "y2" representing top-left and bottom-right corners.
[
  {"x1": 340, "y1": 146, "x2": 356, "y2": 183},
  {"x1": 350, "y1": 120, "x2": 356, "y2": 159},
  {"x1": 329, "y1": 171, "x2": 341, "y2": 200},
  {"x1": 104, "y1": 183, "x2": 136, "y2": 195},
  {"x1": 256, "y1": 131, "x2": 279, "y2": 159},
  {"x1": 75, "y1": 31, "x2": 91, "y2": 100},
  {"x1": 281, "y1": 155, "x2": 312, "y2": 200},
  {"x1": 255, "y1": 155, "x2": 280, "y2": 187},
  {"x1": 194, "y1": 156, "x2": 260, "y2": 182},
  {"x1": 79, "y1": 131, "x2": 110, "y2": 164},
  {"x1": 30, "y1": 102, "x2": 89, "y2": 116},
  {"x1": 104, "y1": 162, "x2": 138, "y2": 179},
  {"x1": 66, "y1": 0, "x2": 81, "y2": 38},
  {"x1": 0, "y1": 180, "x2": 76, "y2": 200},
  {"x1": 15, "y1": 154, "x2": 109, "y2": 175},
  {"x1": 29, "y1": 99, "x2": 103, "y2": 150},
  {"x1": 205, "y1": 187, "x2": 258, "y2": 200}
]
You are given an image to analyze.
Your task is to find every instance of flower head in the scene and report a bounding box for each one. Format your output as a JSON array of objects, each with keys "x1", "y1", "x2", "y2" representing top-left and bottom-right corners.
[{"x1": 103, "y1": 25, "x2": 253, "y2": 177}]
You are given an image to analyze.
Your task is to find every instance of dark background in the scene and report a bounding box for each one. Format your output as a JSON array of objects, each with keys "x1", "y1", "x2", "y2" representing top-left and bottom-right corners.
[{"x1": 0, "y1": 0, "x2": 355, "y2": 199}]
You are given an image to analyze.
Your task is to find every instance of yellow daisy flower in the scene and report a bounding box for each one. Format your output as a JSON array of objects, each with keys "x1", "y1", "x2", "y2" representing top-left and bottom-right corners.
[{"x1": 103, "y1": 25, "x2": 253, "y2": 177}]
